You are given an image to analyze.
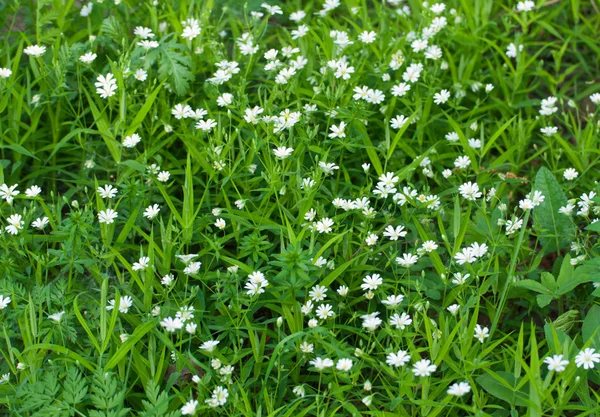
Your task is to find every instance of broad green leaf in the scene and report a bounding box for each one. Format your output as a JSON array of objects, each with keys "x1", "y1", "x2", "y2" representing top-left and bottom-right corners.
[
  {"x1": 533, "y1": 167, "x2": 575, "y2": 253},
  {"x1": 513, "y1": 279, "x2": 548, "y2": 294},
  {"x1": 582, "y1": 305, "x2": 600, "y2": 344},
  {"x1": 476, "y1": 371, "x2": 529, "y2": 407}
]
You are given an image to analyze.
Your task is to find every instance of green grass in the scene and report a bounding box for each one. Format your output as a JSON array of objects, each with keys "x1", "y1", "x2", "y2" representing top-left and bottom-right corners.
[{"x1": 1, "y1": 0, "x2": 600, "y2": 415}]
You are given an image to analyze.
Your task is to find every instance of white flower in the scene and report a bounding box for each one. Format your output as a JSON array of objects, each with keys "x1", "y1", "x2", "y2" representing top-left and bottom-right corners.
[
  {"x1": 184, "y1": 261, "x2": 202, "y2": 275},
  {"x1": 336, "y1": 358, "x2": 353, "y2": 372},
  {"x1": 433, "y1": 89, "x2": 451, "y2": 105},
  {"x1": 447, "y1": 304, "x2": 460, "y2": 315},
  {"x1": 381, "y1": 294, "x2": 404, "y2": 308},
  {"x1": 361, "y1": 274, "x2": 382, "y2": 291},
  {"x1": 459, "y1": 182, "x2": 482, "y2": 201},
  {"x1": 95, "y1": 73, "x2": 118, "y2": 99},
  {"x1": 390, "y1": 312, "x2": 412, "y2": 329},
  {"x1": 273, "y1": 146, "x2": 294, "y2": 160},
  {"x1": 540, "y1": 126, "x2": 558, "y2": 136},
  {"x1": 25, "y1": 185, "x2": 42, "y2": 198},
  {"x1": 293, "y1": 385, "x2": 305, "y2": 397},
  {"x1": 134, "y1": 69, "x2": 147, "y2": 81},
  {"x1": 309, "y1": 285, "x2": 327, "y2": 302},
  {"x1": 328, "y1": 121, "x2": 346, "y2": 138},
  {"x1": 97, "y1": 184, "x2": 117, "y2": 199},
  {"x1": 172, "y1": 103, "x2": 193, "y2": 119},
  {"x1": 5, "y1": 214, "x2": 23, "y2": 235},
  {"x1": 157, "y1": 171, "x2": 170, "y2": 182},
  {"x1": 337, "y1": 285, "x2": 349, "y2": 296},
  {"x1": 137, "y1": 40, "x2": 159, "y2": 50},
  {"x1": 123, "y1": 133, "x2": 141, "y2": 148},
  {"x1": 506, "y1": 43, "x2": 523, "y2": 59},
  {"x1": 299, "y1": 341, "x2": 313, "y2": 353},
  {"x1": 160, "y1": 317, "x2": 184, "y2": 332},
  {"x1": 516, "y1": 0, "x2": 535, "y2": 12},
  {"x1": 107, "y1": 296, "x2": 133, "y2": 314},
  {"x1": 0, "y1": 295, "x2": 12, "y2": 310},
  {"x1": 396, "y1": 253, "x2": 419, "y2": 267},
  {"x1": 134, "y1": 26, "x2": 155, "y2": 39},
  {"x1": 446, "y1": 132, "x2": 459, "y2": 142},
  {"x1": 505, "y1": 218, "x2": 524, "y2": 235},
  {"x1": 24, "y1": 45, "x2": 46, "y2": 57},
  {"x1": 132, "y1": 256, "x2": 150, "y2": 271},
  {"x1": 365, "y1": 233, "x2": 379, "y2": 246},
  {"x1": 447, "y1": 382, "x2": 471, "y2": 396},
  {"x1": 383, "y1": 225, "x2": 407, "y2": 241},
  {"x1": 452, "y1": 272, "x2": 471, "y2": 285},
  {"x1": 412, "y1": 359, "x2": 436, "y2": 377},
  {"x1": 361, "y1": 312, "x2": 382, "y2": 331},
  {"x1": 161, "y1": 274, "x2": 175, "y2": 286},
  {"x1": 217, "y1": 93, "x2": 233, "y2": 107},
  {"x1": 474, "y1": 324, "x2": 490, "y2": 343},
  {"x1": 143, "y1": 204, "x2": 160, "y2": 219},
  {"x1": 200, "y1": 340, "x2": 220, "y2": 352},
  {"x1": 195, "y1": 119, "x2": 217, "y2": 132},
  {"x1": 358, "y1": 30, "x2": 377, "y2": 44},
  {"x1": 0, "y1": 68, "x2": 12, "y2": 78},
  {"x1": 214, "y1": 218, "x2": 226, "y2": 230},
  {"x1": 386, "y1": 349, "x2": 410, "y2": 367},
  {"x1": 79, "y1": 52, "x2": 97, "y2": 64},
  {"x1": 315, "y1": 218, "x2": 334, "y2": 234},
  {"x1": 98, "y1": 209, "x2": 118, "y2": 224},
  {"x1": 181, "y1": 399, "x2": 198, "y2": 415},
  {"x1": 262, "y1": 2, "x2": 283, "y2": 14},
  {"x1": 32, "y1": 217, "x2": 49, "y2": 230},
  {"x1": 564, "y1": 168, "x2": 578, "y2": 181},
  {"x1": 544, "y1": 354, "x2": 569, "y2": 372},
  {"x1": 390, "y1": 115, "x2": 409, "y2": 130},
  {"x1": 421, "y1": 240, "x2": 438, "y2": 252},
  {"x1": 316, "y1": 304, "x2": 334, "y2": 320},
  {"x1": 575, "y1": 348, "x2": 600, "y2": 369},
  {"x1": 590, "y1": 93, "x2": 600, "y2": 104},
  {"x1": 309, "y1": 357, "x2": 334, "y2": 371},
  {"x1": 0, "y1": 183, "x2": 20, "y2": 203},
  {"x1": 182, "y1": 22, "x2": 201, "y2": 40}
]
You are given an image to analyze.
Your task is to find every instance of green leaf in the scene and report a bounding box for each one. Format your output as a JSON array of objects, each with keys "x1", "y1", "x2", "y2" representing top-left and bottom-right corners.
[
  {"x1": 125, "y1": 83, "x2": 163, "y2": 137},
  {"x1": 540, "y1": 272, "x2": 557, "y2": 292},
  {"x1": 556, "y1": 255, "x2": 574, "y2": 288},
  {"x1": 513, "y1": 279, "x2": 548, "y2": 294},
  {"x1": 85, "y1": 91, "x2": 122, "y2": 164},
  {"x1": 352, "y1": 120, "x2": 383, "y2": 177},
  {"x1": 157, "y1": 38, "x2": 193, "y2": 96},
  {"x1": 536, "y1": 294, "x2": 553, "y2": 308},
  {"x1": 24, "y1": 344, "x2": 95, "y2": 371},
  {"x1": 533, "y1": 167, "x2": 575, "y2": 253},
  {"x1": 582, "y1": 305, "x2": 600, "y2": 344},
  {"x1": 476, "y1": 371, "x2": 529, "y2": 407},
  {"x1": 119, "y1": 160, "x2": 146, "y2": 172},
  {"x1": 105, "y1": 320, "x2": 156, "y2": 369},
  {"x1": 3, "y1": 143, "x2": 39, "y2": 160}
]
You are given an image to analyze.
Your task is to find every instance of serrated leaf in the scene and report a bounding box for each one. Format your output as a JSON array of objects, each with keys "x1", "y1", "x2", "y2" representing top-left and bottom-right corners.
[
  {"x1": 157, "y1": 38, "x2": 193, "y2": 96},
  {"x1": 533, "y1": 167, "x2": 575, "y2": 253},
  {"x1": 536, "y1": 294, "x2": 553, "y2": 308},
  {"x1": 541, "y1": 272, "x2": 557, "y2": 292}
]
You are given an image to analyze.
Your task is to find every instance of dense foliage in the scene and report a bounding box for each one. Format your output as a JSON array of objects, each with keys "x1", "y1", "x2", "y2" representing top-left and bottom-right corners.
[{"x1": 1, "y1": 0, "x2": 600, "y2": 415}]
